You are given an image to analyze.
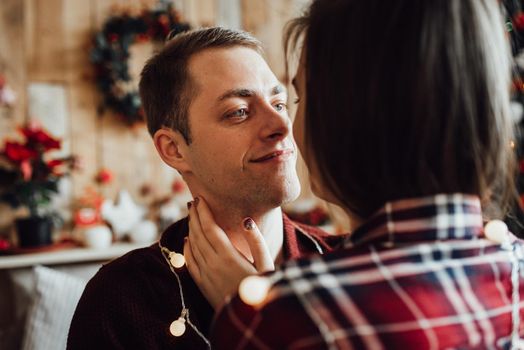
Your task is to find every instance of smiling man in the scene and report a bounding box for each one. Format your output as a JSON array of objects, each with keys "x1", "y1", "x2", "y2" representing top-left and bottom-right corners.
[{"x1": 67, "y1": 27, "x2": 342, "y2": 349}]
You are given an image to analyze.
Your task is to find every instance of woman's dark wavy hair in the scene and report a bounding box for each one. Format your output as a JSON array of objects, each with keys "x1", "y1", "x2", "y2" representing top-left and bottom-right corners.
[{"x1": 285, "y1": 0, "x2": 517, "y2": 220}]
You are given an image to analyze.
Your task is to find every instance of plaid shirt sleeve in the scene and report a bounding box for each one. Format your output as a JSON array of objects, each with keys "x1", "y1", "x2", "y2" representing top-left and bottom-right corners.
[
  {"x1": 212, "y1": 280, "x2": 327, "y2": 350},
  {"x1": 211, "y1": 194, "x2": 524, "y2": 350}
]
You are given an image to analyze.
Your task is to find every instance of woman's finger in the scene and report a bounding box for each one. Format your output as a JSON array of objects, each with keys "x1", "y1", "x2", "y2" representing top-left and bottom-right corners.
[
  {"x1": 188, "y1": 199, "x2": 214, "y2": 261},
  {"x1": 183, "y1": 238, "x2": 201, "y2": 282},
  {"x1": 195, "y1": 196, "x2": 234, "y2": 251},
  {"x1": 242, "y1": 217, "x2": 274, "y2": 272}
]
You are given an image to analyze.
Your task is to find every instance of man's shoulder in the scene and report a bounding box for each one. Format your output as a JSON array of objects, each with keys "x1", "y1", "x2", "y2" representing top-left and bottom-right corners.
[{"x1": 85, "y1": 244, "x2": 161, "y2": 293}]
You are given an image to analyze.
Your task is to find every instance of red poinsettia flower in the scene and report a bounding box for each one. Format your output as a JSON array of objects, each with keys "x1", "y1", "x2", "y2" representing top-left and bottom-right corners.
[
  {"x1": 20, "y1": 160, "x2": 32, "y2": 181},
  {"x1": 47, "y1": 159, "x2": 65, "y2": 176},
  {"x1": 47, "y1": 159, "x2": 63, "y2": 168},
  {"x1": 4, "y1": 141, "x2": 38, "y2": 163},
  {"x1": 20, "y1": 126, "x2": 61, "y2": 151},
  {"x1": 1, "y1": 120, "x2": 77, "y2": 216}
]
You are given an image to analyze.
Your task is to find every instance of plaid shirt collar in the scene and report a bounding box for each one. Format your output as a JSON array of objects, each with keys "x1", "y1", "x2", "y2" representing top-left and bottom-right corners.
[{"x1": 345, "y1": 193, "x2": 484, "y2": 248}]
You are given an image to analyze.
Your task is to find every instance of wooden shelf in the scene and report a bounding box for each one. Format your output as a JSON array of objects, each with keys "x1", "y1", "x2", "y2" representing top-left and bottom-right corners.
[{"x1": 0, "y1": 242, "x2": 150, "y2": 270}]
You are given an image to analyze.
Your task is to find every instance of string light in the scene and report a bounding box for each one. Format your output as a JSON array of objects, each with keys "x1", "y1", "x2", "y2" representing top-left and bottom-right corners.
[
  {"x1": 238, "y1": 276, "x2": 271, "y2": 306},
  {"x1": 484, "y1": 219, "x2": 509, "y2": 244},
  {"x1": 170, "y1": 309, "x2": 187, "y2": 337},
  {"x1": 169, "y1": 252, "x2": 186, "y2": 268}
]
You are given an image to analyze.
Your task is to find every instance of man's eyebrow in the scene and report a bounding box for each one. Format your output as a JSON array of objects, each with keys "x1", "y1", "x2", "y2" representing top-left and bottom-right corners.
[
  {"x1": 217, "y1": 88, "x2": 255, "y2": 102},
  {"x1": 272, "y1": 84, "x2": 287, "y2": 95},
  {"x1": 217, "y1": 85, "x2": 287, "y2": 103}
]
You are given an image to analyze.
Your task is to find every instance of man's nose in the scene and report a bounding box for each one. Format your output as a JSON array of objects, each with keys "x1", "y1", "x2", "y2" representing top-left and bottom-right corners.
[{"x1": 259, "y1": 103, "x2": 291, "y2": 142}]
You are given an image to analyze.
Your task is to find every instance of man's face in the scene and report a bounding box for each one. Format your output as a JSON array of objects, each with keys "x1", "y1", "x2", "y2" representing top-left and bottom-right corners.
[{"x1": 183, "y1": 46, "x2": 300, "y2": 212}]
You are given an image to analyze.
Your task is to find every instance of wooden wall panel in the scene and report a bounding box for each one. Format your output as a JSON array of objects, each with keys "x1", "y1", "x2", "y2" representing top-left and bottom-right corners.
[
  {"x1": 0, "y1": 0, "x2": 26, "y2": 138},
  {"x1": 242, "y1": 0, "x2": 309, "y2": 81},
  {"x1": 25, "y1": 0, "x2": 66, "y2": 82},
  {"x1": 178, "y1": 0, "x2": 216, "y2": 27},
  {"x1": 63, "y1": 0, "x2": 99, "y2": 199}
]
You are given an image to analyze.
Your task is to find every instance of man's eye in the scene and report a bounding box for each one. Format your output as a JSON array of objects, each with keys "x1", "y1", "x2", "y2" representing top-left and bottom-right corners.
[
  {"x1": 274, "y1": 103, "x2": 287, "y2": 112},
  {"x1": 228, "y1": 108, "x2": 249, "y2": 119}
]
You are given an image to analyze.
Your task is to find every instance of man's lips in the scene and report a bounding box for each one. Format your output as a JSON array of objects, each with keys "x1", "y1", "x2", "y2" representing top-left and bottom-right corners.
[{"x1": 251, "y1": 149, "x2": 294, "y2": 163}]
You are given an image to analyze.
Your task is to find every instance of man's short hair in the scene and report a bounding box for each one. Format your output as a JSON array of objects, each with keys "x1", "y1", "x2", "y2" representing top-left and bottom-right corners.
[{"x1": 139, "y1": 27, "x2": 263, "y2": 143}]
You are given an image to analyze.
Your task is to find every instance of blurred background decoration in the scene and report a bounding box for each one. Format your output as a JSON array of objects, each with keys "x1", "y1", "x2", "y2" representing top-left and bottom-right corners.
[
  {"x1": 503, "y1": 0, "x2": 524, "y2": 236},
  {"x1": 0, "y1": 0, "x2": 345, "y2": 250},
  {"x1": 0, "y1": 121, "x2": 77, "y2": 247},
  {"x1": 2, "y1": 0, "x2": 522, "y2": 245},
  {"x1": 0, "y1": 73, "x2": 16, "y2": 109},
  {"x1": 90, "y1": 2, "x2": 189, "y2": 125}
]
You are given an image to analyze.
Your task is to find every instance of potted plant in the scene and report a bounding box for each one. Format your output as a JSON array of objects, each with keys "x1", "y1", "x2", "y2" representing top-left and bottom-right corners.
[{"x1": 0, "y1": 121, "x2": 77, "y2": 247}]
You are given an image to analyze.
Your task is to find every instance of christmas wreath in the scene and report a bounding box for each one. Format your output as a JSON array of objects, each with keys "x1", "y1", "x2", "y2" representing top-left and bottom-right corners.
[{"x1": 91, "y1": 4, "x2": 190, "y2": 125}]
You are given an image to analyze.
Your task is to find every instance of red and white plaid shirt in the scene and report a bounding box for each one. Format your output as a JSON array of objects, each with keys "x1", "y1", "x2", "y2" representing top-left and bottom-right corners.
[{"x1": 212, "y1": 194, "x2": 524, "y2": 349}]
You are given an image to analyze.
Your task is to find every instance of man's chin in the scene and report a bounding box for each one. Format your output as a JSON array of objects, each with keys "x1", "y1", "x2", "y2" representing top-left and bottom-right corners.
[{"x1": 278, "y1": 179, "x2": 302, "y2": 205}]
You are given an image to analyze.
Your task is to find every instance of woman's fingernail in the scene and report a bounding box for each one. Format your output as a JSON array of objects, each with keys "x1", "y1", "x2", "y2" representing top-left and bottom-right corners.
[
  {"x1": 243, "y1": 217, "x2": 255, "y2": 231},
  {"x1": 194, "y1": 197, "x2": 199, "y2": 207}
]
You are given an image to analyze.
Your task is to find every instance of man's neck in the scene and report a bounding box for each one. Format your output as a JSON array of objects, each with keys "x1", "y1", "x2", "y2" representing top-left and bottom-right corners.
[{"x1": 201, "y1": 200, "x2": 284, "y2": 263}]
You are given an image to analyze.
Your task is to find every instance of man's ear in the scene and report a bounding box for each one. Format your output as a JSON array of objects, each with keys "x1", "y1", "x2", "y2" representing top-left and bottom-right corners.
[{"x1": 153, "y1": 128, "x2": 191, "y2": 173}]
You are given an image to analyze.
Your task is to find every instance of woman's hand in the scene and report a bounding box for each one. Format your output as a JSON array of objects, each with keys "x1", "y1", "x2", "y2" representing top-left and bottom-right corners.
[{"x1": 183, "y1": 197, "x2": 274, "y2": 310}]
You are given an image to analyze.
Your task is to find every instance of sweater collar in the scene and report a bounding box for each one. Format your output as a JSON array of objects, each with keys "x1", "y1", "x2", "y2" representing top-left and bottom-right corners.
[{"x1": 160, "y1": 214, "x2": 324, "y2": 258}]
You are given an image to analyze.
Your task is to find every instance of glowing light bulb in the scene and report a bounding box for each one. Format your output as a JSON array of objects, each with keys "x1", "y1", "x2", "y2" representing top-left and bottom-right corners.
[
  {"x1": 238, "y1": 275, "x2": 271, "y2": 306},
  {"x1": 170, "y1": 317, "x2": 186, "y2": 337},
  {"x1": 169, "y1": 252, "x2": 185, "y2": 268},
  {"x1": 484, "y1": 220, "x2": 508, "y2": 244}
]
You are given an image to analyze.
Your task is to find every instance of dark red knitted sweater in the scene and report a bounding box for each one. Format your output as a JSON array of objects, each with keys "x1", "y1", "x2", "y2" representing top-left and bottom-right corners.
[{"x1": 67, "y1": 215, "x2": 343, "y2": 349}]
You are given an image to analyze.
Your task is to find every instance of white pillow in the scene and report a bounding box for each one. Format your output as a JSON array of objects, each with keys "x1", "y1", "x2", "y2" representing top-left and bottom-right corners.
[{"x1": 22, "y1": 266, "x2": 87, "y2": 350}]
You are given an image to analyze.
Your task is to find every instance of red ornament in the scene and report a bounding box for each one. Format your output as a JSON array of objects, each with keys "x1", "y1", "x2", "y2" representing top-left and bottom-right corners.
[
  {"x1": 515, "y1": 12, "x2": 524, "y2": 31},
  {"x1": 74, "y1": 208, "x2": 100, "y2": 227},
  {"x1": 135, "y1": 33, "x2": 149, "y2": 43},
  {"x1": 108, "y1": 33, "x2": 119, "y2": 43},
  {"x1": 172, "y1": 179, "x2": 185, "y2": 193},
  {"x1": 158, "y1": 14, "x2": 170, "y2": 26},
  {"x1": 0, "y1": 238, "x2": 10, "y2": 250},
  {"x1": 20, "y1": 125, "x2": 61, "y2": 151},
  {"x1": 96, "y1": 168, "x2": 114, "y2": 184},
  {"x1": 513, "y1": 79, "x2": 524, "y2": 93}
]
